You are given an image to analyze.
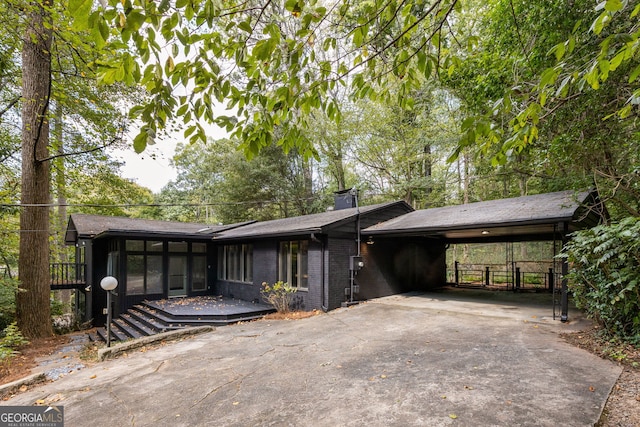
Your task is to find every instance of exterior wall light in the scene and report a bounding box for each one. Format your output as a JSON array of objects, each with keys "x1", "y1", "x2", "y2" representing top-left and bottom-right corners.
[
  {"x1": 366, "y1": 236, "x2": 375, "y2": 245},
  {"x1": 100, "y1": 276, "x2": 118, "y2": 347}
]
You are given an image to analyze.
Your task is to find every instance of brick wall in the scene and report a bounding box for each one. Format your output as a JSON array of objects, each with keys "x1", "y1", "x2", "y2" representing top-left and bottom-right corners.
[
  {"x1": 326, "y1": 237, "x2": 356, "y2": 310},
  {"x1": 215, "y1": 239, "x2": 323, "y2": 312},
  {"x1": 357, "y1": 237, "x2": 446, "y2": 299},
  {"x1": 214, "y1": 240, "x2": 276, "y2": 303},
  {"x1": 213, "y1": 235, "x2": 445, "y2": 312}
]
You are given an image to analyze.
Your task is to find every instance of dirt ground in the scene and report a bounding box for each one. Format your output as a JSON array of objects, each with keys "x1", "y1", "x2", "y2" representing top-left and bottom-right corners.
[
  {"x1": 1, "y1": 318, "x2": 638, "y2": 426},
  {"x1": 561, "y1": 327, "x2": 640, "y2": 427},
  {"x1": 0, "y1": 335, "x2": 69, "y2": 384}
]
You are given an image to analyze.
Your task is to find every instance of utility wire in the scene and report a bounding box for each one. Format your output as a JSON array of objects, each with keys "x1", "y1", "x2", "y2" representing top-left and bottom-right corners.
[{"x1": 1, "y1": 196, "x2": 323, "y2": 209}]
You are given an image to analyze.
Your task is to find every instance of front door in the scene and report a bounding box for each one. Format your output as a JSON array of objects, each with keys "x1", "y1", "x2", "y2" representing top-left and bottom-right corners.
[{"x1": 168, "y1": 255, "x2": 187, "y2": 297}]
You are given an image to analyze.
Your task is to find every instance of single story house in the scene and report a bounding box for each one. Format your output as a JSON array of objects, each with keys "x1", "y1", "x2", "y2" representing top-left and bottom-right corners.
[
  {"x1": 209, "y1": 200, "x2": 414, "y2": 311},
  {"x1": 62, "y1": 200, "x2": 413, "y2": 324},
  {"x1": 59, "y1": 189, "x2": 606, "y2": 325}
]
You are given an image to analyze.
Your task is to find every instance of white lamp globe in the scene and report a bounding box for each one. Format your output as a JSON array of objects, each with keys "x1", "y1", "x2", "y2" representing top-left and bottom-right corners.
[{"x1": 100, "y1": 276, "x2": 118, "y2": 291}]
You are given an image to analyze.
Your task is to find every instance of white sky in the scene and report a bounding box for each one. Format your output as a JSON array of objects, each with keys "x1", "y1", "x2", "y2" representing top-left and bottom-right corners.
[
  {"x1": 115, "y1": 141, "x2": 179, "y2": 193},
  {"x1": 113, "y1": 121, "x2": 230, "y2": 193}
]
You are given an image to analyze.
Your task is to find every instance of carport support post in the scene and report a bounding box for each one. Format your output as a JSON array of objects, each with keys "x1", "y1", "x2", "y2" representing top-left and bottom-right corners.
[
  {"x1": 485, "y1": 266, "x2": 490, "y2": 287},
  {"x1": 454, "y1": 261, "x2": 459, "y2": 286},
  {"x1": 560, "y1": 257, "x2": 569, "y2": 322}
]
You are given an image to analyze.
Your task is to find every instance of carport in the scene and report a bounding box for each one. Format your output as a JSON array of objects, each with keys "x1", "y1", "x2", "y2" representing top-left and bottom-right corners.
[{"x1": 361, "y1": 189, "x2": 607, "y2": 321}]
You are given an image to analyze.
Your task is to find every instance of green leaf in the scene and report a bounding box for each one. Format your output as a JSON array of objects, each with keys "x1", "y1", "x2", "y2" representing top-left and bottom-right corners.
[
  {"x1": 591, "y1": 12, "x2": 611, "y2": 35},
  {"x1": 556, "y1": 76, "x2": 572, "y2": 97},
  {"x1": 539, "y1": 67, "x2": 558, "y2": 88},
  {"x1": 133, "y1": 131, "x2": 148, "y2": 153},
  {"x1": 69, "y1": 0, "x2": 93, "y2": 30},
  {"x1": 252, "y1": 38, "x2": 276, "y2": 60},
  {"x1": 125, "y1": 10, "x2": 146, "y2": 32},
  {"x1": 609, "y1": 50, "x2": 625, "y2": 71},
  {"x1": 353, "y1": 27, "x2": 363, "y2": 46},
  {"x1": 550, "y1": 42, "x2": 565, "y2": 61},
  {"x1": 629, "y1": 64, "x2": 640, "y2": 83},
  {"x1": 239, "y1": 20, "x2": 252, "y2": 33},
  {"x1": 184, "y1": 125, "x2": 196, "y2": 138},
  {"x1": 176, "y1": 104, "x2": 189, "y2": 116},
  {"x1": 604, "y1": 0, "x2": 623, "y2": 12}
]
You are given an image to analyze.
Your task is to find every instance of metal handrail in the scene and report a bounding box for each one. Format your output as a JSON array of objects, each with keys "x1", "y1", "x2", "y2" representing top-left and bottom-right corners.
[{"x1": 50, "y1": 262, "x2": 87, "y2": 288}]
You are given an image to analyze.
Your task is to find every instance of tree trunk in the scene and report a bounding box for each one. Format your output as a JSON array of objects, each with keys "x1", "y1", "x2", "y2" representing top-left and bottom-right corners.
[
  {"x1": 53, "y1": 99, "x2": 72, "y2": 307},
  {"x1": 302, "y1": 157, "x2": 313, "y2": 214},
  {"x1": 54, "y1": 103, "x2": 67, "y2": 264},
  {"x1": 334, "y1": 149, "x2": 346, "y2": 192},
  {"x1": 17, "y1": 0, "x2": 54, "y2": 339},
  {"x1": 424, "y1": 143, "x2": 432, "y2": 198}
]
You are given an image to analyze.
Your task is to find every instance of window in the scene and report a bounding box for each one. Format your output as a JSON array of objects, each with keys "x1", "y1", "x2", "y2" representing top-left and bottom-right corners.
[
  {"x1": 126, "y1": 239, "x2": 165, "y2": 296},
  {"x1": 126, "y1": 254, "x2": 145, "y2": 295},
  {"x1": 126, "y1": 240, "x2": 144, "y2": 252},
  {"x1": 168, "y1": 241, "x2": 188, "y2": 252},
  {"x1": 192, "y1": 256, "x2": 207, "y2": 291},
  {"x1": 168, "y1": 255, "x2": 187, "y2": 297},
  {"x1": 244, "y1": 245, "x2": 253, "y2": 283},
  {"x1": 125, "y1": 239, "x2": 210, "y2": 296},
  {"x1": 279, "y1": 240, "x2": 308, "y2": 289},
  {"x1": 192, "y1": 242, "x2": 207, "y2": 253},
  {"x1": 146, "y1": 255, "x2": 163, "y2": 294},
  {"x1": 146, "y1": 241, "x2": 163, "y2": 252},
  {"x1": 218, "y1": 244, "x2": 253, "y2": 283}
]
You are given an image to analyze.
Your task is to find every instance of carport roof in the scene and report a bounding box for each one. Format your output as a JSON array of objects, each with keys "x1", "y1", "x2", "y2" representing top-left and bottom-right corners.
[{"x1": 362, "y1": 190, "x2": 605, "y2": 242}]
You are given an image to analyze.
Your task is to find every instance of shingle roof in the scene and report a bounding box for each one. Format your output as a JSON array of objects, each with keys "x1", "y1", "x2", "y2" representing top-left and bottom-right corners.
[
  {"x1": 65, "y1": 214, "x2": 250, "y2": 243},
  {"x1": 363, "y1": 190, "x2": 599, "y2": 238},
  {"x1": 214, "y1": 201, "x2": 412, "y2": 240}
]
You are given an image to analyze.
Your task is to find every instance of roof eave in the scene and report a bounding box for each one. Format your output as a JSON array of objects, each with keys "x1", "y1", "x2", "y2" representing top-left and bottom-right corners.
[
  {"x1": 91, "y1": 229, "x2": 217, "y2": 240},
  {"x1": 213, "y1": 228, "x2": 324, "y2": 242},
  {"x1": 365, "y1": 216, "x2": 579, "y2": 237}
]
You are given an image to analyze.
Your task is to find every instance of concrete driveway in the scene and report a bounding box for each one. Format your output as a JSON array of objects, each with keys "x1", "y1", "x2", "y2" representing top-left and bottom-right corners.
[{"x1": 3, "y1": 291, "x2": 621, "y2": 426}]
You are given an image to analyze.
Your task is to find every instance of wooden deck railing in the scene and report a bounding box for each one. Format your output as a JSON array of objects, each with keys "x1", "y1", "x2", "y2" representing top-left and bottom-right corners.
[{"x1": 50, "y1": 263, "x2": 87, "y2": 290}]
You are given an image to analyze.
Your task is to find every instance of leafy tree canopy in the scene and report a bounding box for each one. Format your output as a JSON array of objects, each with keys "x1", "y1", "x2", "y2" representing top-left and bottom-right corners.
[
  {"x1": 456, "y1": 0, "x2": 640, "y2": 164},
  {"x1": 74, "y1": 0, "x2": 464, "y2": 157}
]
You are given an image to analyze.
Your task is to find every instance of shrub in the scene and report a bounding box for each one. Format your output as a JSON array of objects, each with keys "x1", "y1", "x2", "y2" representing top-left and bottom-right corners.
[
  {"x1": 0, "y1": 277, "x2": 20, "y2": 331},
  {"x1": 260, "y1": 281, "x2": 297, "y2": 313},
  {"x1": 1, "y1": 322, "x2": 29, "y2": 349},
  {"x1": 50, "y1": 296, "x2": 69, "y2": 317},
  {"x1": 0, "y1": 322, "x2": 29, "y2": 374},
  {"x1": 561, "y1": 217, "x2": 640, "y2": 343}
]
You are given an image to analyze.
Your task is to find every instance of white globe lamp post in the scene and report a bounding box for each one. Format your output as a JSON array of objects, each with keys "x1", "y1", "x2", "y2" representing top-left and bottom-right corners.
[{"x1": 100, "y1": 276, "x2": 118, "y2": 347}]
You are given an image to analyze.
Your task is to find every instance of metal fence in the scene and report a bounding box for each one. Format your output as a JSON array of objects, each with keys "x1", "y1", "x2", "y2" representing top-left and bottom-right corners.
[{"x1": 447, "y1": 262, "x2": 563, "y2": 291}]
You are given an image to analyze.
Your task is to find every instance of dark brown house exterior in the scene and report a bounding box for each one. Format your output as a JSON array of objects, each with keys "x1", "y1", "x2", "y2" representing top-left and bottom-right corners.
[
  {"x1": 61, "y1": 189, "x2": 606, "y2": 326},
  {"x1": 211, "y1": 201, "x2": 415, "y2": 311},
  {"x1": 64, "y1": 201, "x2": 415, "y2": 324},
  {"x1": 64, "y1": 215, "x2": 251, "y2": 324}
]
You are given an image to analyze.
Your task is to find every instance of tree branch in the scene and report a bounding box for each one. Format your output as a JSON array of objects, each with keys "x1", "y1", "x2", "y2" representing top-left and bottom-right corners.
[
  {"x1": 38, "y1": 134, "x2": 123, "y2": 163},
  {"x1": 0, "y1": 97, "x2": 20, "y2": 118}
]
